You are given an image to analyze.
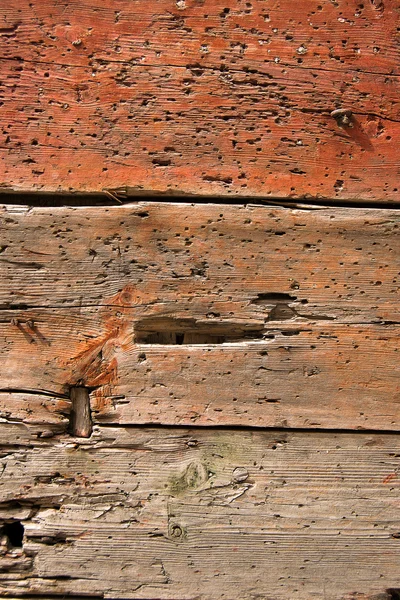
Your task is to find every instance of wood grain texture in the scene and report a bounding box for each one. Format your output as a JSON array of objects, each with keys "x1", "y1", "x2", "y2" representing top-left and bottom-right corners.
[
  {"x1": 1, "y1": 203, "x2": 399, "y2": 319},
  {"x1": 0, "y1": 0, "x2": 399, "y2": 201},
  {"x1": 0, "y1": 423, "x2": 399, "y2": 599},
  {"x1": 1, "y1": 203, "x2": 399, "y2": 430}
]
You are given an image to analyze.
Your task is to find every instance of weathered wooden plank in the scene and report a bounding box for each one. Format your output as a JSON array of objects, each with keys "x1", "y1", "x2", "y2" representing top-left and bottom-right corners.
[
  {"x1": 1, "y1": 203, "x2": 399, "y2": 429},
  {"x1": 1, "y1": 204, "x2": 399, "y2": 320},
  {"x1": 1, "y1": 312, "x2": 400, "y2": 430},
  {"x1": 2, "y1": 0, "x2": 398, "y2": 74},
  {"x1": 0, "y1": 424, "x2": 399, "y2": 599},
  {"x1": 0, "y1": 1, "x2": 399, "y2": 200}
]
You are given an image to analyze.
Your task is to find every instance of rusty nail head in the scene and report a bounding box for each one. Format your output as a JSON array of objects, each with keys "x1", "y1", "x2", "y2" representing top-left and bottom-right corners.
[
  {"x1": 331, "y1": 108, "x2": 353, "y2": 127},
  {"x1": 232, "y1": 467, "x2": 249, "y2": 483},
  {"x1": 39, "y1": 429, "x2": 55, "y2": 439}
]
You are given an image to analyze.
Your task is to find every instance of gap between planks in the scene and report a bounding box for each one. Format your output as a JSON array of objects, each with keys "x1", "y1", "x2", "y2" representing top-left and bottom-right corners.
[{"x1": 1, "y1": 193, "x2": 400, "y2": 209}]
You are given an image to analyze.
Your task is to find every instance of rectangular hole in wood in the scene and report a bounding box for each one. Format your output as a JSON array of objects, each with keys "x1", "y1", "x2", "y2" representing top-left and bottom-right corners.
[
  {"x1": 251, "y1": 292, "x2": 299, "y2": 304},
  {"x1": 134, "y1": 317, "x2": 264, "y2": 344}
]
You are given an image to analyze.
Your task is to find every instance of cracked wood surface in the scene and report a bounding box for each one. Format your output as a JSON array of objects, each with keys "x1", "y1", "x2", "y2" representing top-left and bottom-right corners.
[
  {"x1": 0, "y1": 0, "x2": 399, "y2": 201},
  {"x1": 0, "y1": 203, "x2": 399, "y2": 430},
  {"x1": 0, "y1": 424, "x2": 399, "y2": 599}
]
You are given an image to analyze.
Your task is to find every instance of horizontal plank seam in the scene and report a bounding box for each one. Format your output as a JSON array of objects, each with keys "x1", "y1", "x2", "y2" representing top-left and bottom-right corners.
[
  {"x1": 2, "y1": 196, "x2": 400, "y2": 209},
  {"x1": 1, "y1": 310, "x2": 399, "y2": 327},
  {"x1": 0, "y1": 387, "x2": 69, "y2": 399},
  {"x1": 1, "y1": 418, "x2": 399, "y2": 436},
  {"x1": 68, "y1": 422, "x2": 400, "y2": 436},
  {"x1": 0, "y1": 592, "x2": 105, "y2": 600}
]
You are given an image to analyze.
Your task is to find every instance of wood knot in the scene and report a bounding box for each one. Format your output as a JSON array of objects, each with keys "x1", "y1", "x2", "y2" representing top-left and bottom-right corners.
[{"x1": 169, "y1": 524, "x2": 185, "y2": 539}]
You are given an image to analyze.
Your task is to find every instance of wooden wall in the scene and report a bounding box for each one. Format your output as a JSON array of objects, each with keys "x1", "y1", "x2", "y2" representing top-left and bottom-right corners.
[{"x1": 0, "y1": 2, "x2": 399, "y2": 599}]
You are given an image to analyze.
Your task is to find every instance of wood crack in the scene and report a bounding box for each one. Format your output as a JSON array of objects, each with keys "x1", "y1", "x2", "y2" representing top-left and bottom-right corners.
[
  {"x1": 2, "y1": 195, "x2": 400, "y2": 209},
  {"x1": 0, "y1": 388, "x2": 69, "y2": 399},
  {"x1": 95, "y1": 422, "x2": 400, "y2": 436},
  {"x1": 1, "y1": 53, "x2": 399, "y2": 80}
]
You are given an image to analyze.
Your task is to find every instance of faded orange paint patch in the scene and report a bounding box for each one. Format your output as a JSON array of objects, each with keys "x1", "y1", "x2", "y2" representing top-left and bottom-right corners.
[{"x1": 58, "y1": 286, "x2": 136, "y2": 414}]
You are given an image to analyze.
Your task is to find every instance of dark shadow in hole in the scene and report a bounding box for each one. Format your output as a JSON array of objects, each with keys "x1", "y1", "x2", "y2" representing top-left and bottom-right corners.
[
  {"x1": 251, "y1": 292, "x2": 297, "y2": 304},
  {"x1": 2, "y1": 521, "x2": 24, "y2": 547},
  {"x1": 135, "y1": 317, "x2": 264, "y2": 345},
  {"x1": 175, "y1": 333, "x2": 185, "y2": 345}
]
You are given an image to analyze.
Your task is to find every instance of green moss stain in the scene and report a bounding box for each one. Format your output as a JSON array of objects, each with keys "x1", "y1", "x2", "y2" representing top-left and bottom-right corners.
[
  {"x1": 169, "y1": 461, "x2": 209, "y2": 496},
  {"x1": 167, "y1": 432, "x2": 250, "y2": 496}
]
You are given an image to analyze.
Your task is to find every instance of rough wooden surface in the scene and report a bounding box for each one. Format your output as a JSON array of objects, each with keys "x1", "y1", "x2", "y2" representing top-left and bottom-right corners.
[
  {"x1": 1, "y1": 203, "x2": 399, "y2": 430},
  {"x1": 2, "y1": 315, "x2": 400, "y2": 430},
  {"x1": 0, "y1": 423, "x2": 399, "y2": 599},
  {"x1": 1, "y1": 204, "x2": 399, "y2": 319},
  {"x1": 0, "y1": 0, "x2": 399, "y2": 201}
]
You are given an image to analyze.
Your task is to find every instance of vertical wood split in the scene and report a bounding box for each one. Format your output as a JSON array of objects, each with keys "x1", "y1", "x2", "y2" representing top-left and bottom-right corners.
[{"x1": 69, "y1": 386, "x2": 92, "y2": 438}]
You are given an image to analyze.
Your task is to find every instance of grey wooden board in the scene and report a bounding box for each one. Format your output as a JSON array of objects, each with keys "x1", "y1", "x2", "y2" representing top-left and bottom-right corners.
[{"x1": 0, "y1": 421, "x2": 399, "y2": 599}]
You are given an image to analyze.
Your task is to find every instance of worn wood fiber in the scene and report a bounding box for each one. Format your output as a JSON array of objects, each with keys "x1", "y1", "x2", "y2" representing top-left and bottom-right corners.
[
  {"x1": 1, "y1": 203, "x2": 399, "y2": 429},
  {"x1": 0, "y1": 1, "x2": 399, "y2": 200},
  {"x1": 0, "y1": 424, "x2": 399, "y2": 599}
]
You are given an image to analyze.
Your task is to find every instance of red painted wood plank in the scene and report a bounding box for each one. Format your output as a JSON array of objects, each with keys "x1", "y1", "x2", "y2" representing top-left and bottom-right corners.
[{"x1": 0, "y1": 0, "x2": 399, "y2": 200}]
